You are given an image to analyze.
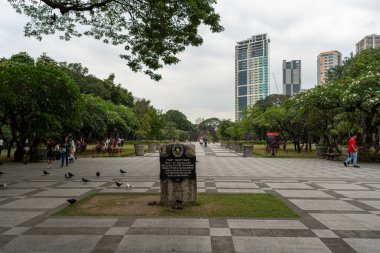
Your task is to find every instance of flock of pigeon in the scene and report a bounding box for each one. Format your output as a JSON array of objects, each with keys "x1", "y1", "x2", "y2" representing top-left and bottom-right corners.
[{"x1": 0, "y1": 169, "x2": 134, "y2": 205}]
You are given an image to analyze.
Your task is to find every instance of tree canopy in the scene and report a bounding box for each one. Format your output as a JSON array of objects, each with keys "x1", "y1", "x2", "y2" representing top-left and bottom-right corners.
[{"x1": 8, "y1": 0, "x2": 224, "y2": 80}]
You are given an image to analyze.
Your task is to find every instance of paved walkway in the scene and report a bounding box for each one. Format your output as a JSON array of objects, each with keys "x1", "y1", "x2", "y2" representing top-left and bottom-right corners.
[{"x1": 0, "y1": 143, "x2": 379, "y2": 252}]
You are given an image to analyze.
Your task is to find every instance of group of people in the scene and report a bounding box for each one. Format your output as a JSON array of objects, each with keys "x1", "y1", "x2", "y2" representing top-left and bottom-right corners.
[{"x1": 45, "y1": 136, "x2": 76, "y2": 168}]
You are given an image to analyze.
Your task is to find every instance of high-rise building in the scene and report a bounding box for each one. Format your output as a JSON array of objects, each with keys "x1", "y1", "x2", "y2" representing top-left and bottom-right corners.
[
  {"x1": 282, "y1": 60, "x2": 301, "y2": 96},
  {"x1": 235, "y1": 34, "x2": 270, "y2": 121},
  {"x1": 317, "y1": 51, "x2": 342, "y2": 85},
  {"x1": 356, "y1": 34, "x2": 380, "y2": 53}
]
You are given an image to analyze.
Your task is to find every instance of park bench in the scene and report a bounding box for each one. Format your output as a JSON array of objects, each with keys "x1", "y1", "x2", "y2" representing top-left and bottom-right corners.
[{"x1": 325, "y1": 152, "x2": 341, "y2": 161}]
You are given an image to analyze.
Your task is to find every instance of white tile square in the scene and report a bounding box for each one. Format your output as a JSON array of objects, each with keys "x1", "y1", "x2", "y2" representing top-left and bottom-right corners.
[
  {"x1": 312, "y1": 229, "x2": 339, "y2": 238},
  {"x1": 105, "y1": 227, "x2": 129, "y2": 235},
  {"x1": 2, "y1": 227, "x2": 31, "y2": 235},
  {"x1": 210, "y1": 228, "x2": 231, "y2": 236}
]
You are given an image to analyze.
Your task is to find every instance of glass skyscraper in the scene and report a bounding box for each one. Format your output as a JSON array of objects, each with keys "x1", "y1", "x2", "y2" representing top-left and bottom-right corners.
[
  {"x1": 282, "y1": 60, "x2": 301, "y2": 96},
  {"x1": 235, "y1": 34, "x2": 270, "y2": 121}
]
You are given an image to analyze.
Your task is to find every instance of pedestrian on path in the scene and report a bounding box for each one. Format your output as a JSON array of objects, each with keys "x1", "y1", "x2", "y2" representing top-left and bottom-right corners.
[
  {"x1": 344, "y1": 133, "x2": 360, "y2": 168},
  {"x1": 46, "y1": 139, "x2": 54, "y2": 169},
  {"x1": 60, "y1": 136, "x2": 70, "y2": 167}
]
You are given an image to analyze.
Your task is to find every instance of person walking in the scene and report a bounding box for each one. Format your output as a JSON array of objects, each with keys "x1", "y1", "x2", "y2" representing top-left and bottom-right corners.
[
  {"x1": 46, "y1": 139, "x2": 54, "y2": 168},
  {"x1": 23, "y1": 141, "x2": 30, "y2": 164},
  {"x1": 60, "y1": 136, "x2": 70, "y2": 167},
  {"x1": 344, "y1": 133, "x2": 360, "y2": 168}
]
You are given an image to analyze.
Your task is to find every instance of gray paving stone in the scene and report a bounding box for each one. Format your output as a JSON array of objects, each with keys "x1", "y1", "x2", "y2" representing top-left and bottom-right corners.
[
  {"x1": 359, "y1": 200, "x2": 380, "y2": 210},
  {"x1": 2, "y1": 227, "x2": 30, "y2": 235},
  {"x1": 0, "y1": 189, "x2": 38, "y2": 197},
  {"x1": 276, "y1": 190, "x2": 334, "y2": 198},
  {"x1": 24, "y1": 227, "x2": 108, "y2": 235},
  {"x1": 316, "y1": 183, "x2": 368, "y2": 190},
  {"x1": 115, "y1": 235, "x2": 211, "y2": 252},
  {"x1": 11, "y1": 182, "x2": 57, "y2": 188},
  {"x1": 211, "y1": 236, "x2": 235, "y2": 253},
  {"x1": 132, "y1": 218, "x2": 209, "y2": 228},
  {"x1": 36, "y1": 218, "x2": 117, "y2": 227},
  {"x1": 344, "y1": 238, "x2": 380, "y2": 253},
  {"x1": 266, "y1": 183, "x2": 313, "y2": 189},
  {"x1": 335, "y1": 190, "x2": 380, "y2": 199},
  {"x1": 0, "y1": 211, "x2": 44, "y2": 227},
  {"x1": 0, "y1": 235, "x2": 102, "y2": 253},
  {"x1": 0, "y1": 197, "x2": 66, "y2": 209},
  {"x1": 210, "y1": 228, "x2": 231, "y2": 236},
  {"x1": 105, "y1": 227, "x2": 129, "y2": 235},
  {"x1": 310, "y1": 213, "x2": 380, "y2": 230},
  {"x1": 228, "y1": 219, "x2": 308, "y2": 229},
  {"x1": 32, "y1": 188, "x2": 92, "y2": 197},
  {"x1": 312, "y1": 229, "x2": 339, "y2": 238},
  {"x1": 233, "y1": 237, "x2": 332, "y2": 253},
  {"x1": 289, "y1": 199, "x2": 363, "y2": 211},
  {"x1": 217, "y1": 189, "x2": 264, "y2": 193},
  {"x1": 215, "y1": 182, "x2": 259, "y2": 189},
  {"x1": 57, "y1": 181, "x2": 106, "y2": 188}
]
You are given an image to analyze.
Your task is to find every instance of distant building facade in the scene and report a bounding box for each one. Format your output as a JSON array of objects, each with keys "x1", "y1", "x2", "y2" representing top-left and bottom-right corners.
[
  {"x1": 235, "y1": 34, "x2": 270, "y2": 121},
  {"x1": 356, "y1": 34, "x2": 380, "y2": 53},
  {"x1": 282, "y1": 60, "x2": 301, "y2": 96},
  {"x1": 317, "y1": 50, "x2": 342, "y2": 85}
]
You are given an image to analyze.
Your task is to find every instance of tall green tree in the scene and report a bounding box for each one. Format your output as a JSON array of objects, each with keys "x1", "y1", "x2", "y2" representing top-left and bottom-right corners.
[
  {"x1": 8, "y1": 0, "x2": 224, "y2": 80},
  {"x1": 0, "y1": 53, "x2": 83, "y2": 160}
]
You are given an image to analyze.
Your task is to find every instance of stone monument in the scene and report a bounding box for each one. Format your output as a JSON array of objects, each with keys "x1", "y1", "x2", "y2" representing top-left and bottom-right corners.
[{"x1": 160, "y1": 143, "x2": 197, "y2": 206}]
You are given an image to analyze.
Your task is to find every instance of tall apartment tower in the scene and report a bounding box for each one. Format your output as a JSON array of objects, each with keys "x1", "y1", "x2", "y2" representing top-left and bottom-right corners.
[
  {"x1": 317, "y1": 51, "x2": 342, "y2": 85},
  {"x1": 356, "y1": 34, "x2": 380, "y2": 53},
  {"x1": 235, "y1": 34, "x2": 270, "y2": 121},
  {"x1": 282, "y1": 60, "x2": 301, "y2": 96}
]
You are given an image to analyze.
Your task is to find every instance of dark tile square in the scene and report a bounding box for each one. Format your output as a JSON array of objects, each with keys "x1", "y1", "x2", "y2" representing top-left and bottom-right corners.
[
  {"x1": 211, "y1": 236, "x2": 235, "y2": 253},
  {"x1": 146, "y1": 227, "x2": 169, "y2": 235},
  {"x1": 0, "y1": 227, "x2": 11, "y2": 234},
  {"x1": 271, "y1": 229, "x2": 295, "y2": 237},
  {"x1": 231, "y1": 228, "x2": 252, "y2": 236},
  {"x1": 333, "y1": 230, "x2": 358, "y2": 238},
  {"x1": 209, "y1": 219, "x2": 229, "y2": 228},
  {"x1": 292, "y1": 229, "x2": 317, "y2": 237},
  {"x1": 0, "y1": 235, "x2": 17, "y2": 243},
  {"x1": 251, "y1": 229, "x2": 274, "y2": 237},
  {"x1": 99, "y1": 235, "x2": 124, "y2": 243},
  {"x1": 24, "y1": 227, "x2": 108, "y2": 235},
  {"x1": 354, "y1": 230, "x2": 380, "y2": 239},
  {"x1": 189, "y1": 228, "x2": 210, "y2": 236},
  {"x1": 205, "y1": 182, "x2": 216, "y2": 187},
  {"x1": 113, "y1": 218, "x2": 135, "y2": 227},
  {"x1": 321, "y1": 238, "x2": 357, "y2": 253},
  {"x1": 168, "y1": 227, "x2": 189, "y2": 235}
]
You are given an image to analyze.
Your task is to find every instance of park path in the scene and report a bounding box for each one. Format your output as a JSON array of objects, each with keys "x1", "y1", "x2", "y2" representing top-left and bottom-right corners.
[{"x1": 0, "y1": 142, "x2": 379, "y2": 252}]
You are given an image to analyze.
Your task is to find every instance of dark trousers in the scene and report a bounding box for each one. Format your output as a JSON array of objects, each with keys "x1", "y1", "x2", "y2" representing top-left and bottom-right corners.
[{"x1": 61, "y1": 152, "x2": 68, "y2": 166}]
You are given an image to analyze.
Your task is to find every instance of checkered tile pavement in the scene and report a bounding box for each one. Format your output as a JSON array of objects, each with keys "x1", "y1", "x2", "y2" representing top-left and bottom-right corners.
[{"x1": 0, "y1": 143, "x2": 380, "y2": 252}]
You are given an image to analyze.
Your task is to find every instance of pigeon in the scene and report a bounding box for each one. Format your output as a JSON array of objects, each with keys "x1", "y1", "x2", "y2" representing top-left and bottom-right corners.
[
  {"x1": 120, "y1": 169, "x2": 127, "y2": 174},
  {"x1": 67, "y1": 198, "x2": 77, "y2": 204},
  {"x1": 67, "y1": 172, "x2": 74, "y2": 178},
  {"x1": 115, "y1": 181, "x2": 123, "y2": 187},
  {"x1": 96, "y1": 171, "x2": 100, "y2": 177},
  {"x1": 126, "y1": 183, "x2": 134, "y2": 188},
  {"x1": 64, "y1": 174, "x2": 70, "y2": 180},
  {"x1": 43, "y1": 170, "x2": 50, "y2": 175},
  {"x1": 82, "y1": 177, "x2": 90, "y2": 183},
  {"x1": 0, "y1": 171, "x2": 5, "y2": 175},
  {"x1": 0, "y1": 183, "x2": 7, "y2": 189}
]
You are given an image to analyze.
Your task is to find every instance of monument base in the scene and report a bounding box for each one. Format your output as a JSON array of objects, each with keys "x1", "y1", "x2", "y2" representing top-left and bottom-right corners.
[{"x1": 160, "y1": 178, "x2": 197, "y2": 206}]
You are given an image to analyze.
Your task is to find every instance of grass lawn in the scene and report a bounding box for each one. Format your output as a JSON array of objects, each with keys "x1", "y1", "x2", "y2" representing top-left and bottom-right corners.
[
  {"x1": 55, "y1": 193, "x2": 298, "y2": 218},
  {"x1": 252, "y1": 144, "x2": 317, "y2": 158}
]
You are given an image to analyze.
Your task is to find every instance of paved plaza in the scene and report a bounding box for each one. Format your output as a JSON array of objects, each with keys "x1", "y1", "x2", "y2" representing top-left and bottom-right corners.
[{"x1": 0, "y1": 143, "x2": 380, "y2": 252}]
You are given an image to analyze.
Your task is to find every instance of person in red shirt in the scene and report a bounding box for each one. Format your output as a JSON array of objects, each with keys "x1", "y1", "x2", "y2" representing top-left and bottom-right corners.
[{"x1": 344, "y1": 133, "x2": 360, "y2": 168}]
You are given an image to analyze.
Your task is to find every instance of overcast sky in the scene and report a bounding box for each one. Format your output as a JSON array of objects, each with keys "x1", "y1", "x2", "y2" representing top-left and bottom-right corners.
[{"x1": 1, "y1": 0, "x2": 379, "y2": 122}]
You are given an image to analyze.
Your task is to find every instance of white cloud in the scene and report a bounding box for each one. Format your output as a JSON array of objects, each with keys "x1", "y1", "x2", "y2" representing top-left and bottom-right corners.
[{"x1": 0, "y1": 0, "x2": 379, "y2": 122}]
